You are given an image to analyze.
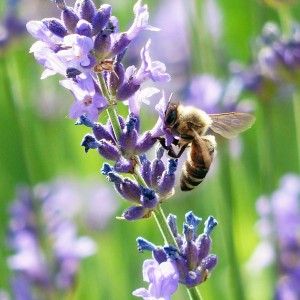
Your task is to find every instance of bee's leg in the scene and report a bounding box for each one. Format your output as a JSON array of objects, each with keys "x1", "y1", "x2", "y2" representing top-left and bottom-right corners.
[{"x1": 158, "y1": 137, "x2": 188, "y2": 158}]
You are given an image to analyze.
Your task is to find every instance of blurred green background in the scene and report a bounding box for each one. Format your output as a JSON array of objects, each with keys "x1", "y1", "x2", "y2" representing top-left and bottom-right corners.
[{"x1": 1, "y1": 0, "x2": 300, "y2": 299}]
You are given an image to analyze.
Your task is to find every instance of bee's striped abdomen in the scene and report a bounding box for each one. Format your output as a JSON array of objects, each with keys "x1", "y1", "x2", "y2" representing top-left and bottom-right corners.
[{"x1": 180, "y1": 136, "x2": 215, "y2": 191}]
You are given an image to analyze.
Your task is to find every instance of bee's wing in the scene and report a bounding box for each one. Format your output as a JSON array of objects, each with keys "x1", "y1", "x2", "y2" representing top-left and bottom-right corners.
[{"x1": 209, "y1": 112, "x2": 256, "y2": 139}]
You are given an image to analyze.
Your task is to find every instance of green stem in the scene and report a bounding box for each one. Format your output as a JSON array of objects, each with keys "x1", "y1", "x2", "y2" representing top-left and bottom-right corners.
[
  {"x1": 97, "y1": 73, "x2": 122, "y2": 140},
  {"x1": 293, "y1": 88, "x2": 300, "y2": 172},
  {"x1": 152, "y1": 205, "x2": 178, "y2": 247},
  {"x1": 187, "y1": 286, "x2": 203, "y2": 300}
]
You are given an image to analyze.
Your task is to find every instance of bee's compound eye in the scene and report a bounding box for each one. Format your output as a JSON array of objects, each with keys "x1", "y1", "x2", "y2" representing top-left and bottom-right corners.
[{"x1": 165, "y1": 108, "x2": 177, "y2": 126}]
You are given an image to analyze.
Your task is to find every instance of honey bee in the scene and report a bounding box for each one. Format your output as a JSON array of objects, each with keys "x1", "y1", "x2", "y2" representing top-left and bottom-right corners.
[{"x1": 159, "y1": 102, "x2": 256, "y2": 191}]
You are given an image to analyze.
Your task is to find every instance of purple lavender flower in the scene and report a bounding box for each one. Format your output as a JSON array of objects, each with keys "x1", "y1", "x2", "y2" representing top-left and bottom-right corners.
[
  {"x1": 6, "y1": 183, "x2": 97, "y2": 298},
  {"x1": 136, "y1": 212, "x2": 218, "y2": 288},
  {"x1": 248, "y1": 174, "x2": 300, "y2": 299},
  {"x1": 132, "y1": 259, "x2": 179, "y2": 300}
]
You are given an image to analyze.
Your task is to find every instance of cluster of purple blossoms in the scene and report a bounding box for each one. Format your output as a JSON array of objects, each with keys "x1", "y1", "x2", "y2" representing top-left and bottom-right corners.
[
  {"x1": 26, "y1": 0, "x2": 169, "y2": 121},
  {"x1": 7, "y1": 185, "x2": 96, "y2": 299},
  {"x1": 248, "y1": 174, "x2": 300, "y2": 299},
  {"x1": 232, "y1": 22, "x2": 300, "y2": 99},
  {"x1": 134, "y1": 211, "x2": 218, "y2": 297}
]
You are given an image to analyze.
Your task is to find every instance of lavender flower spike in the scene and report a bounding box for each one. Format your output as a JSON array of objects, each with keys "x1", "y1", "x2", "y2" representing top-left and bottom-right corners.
[{"x1": 133, "y1": 259, "x2": 179, "y2": 300}]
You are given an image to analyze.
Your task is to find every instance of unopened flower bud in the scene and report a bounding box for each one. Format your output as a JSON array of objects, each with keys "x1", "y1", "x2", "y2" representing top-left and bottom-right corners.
[
  {"x1": 76, "y1": 19, "x2": 93, "y2": 37},
  {"x1": 139, "y1": 155, "x2": 151, "y2": 187},
  {"x1": 119, "y1": 178, "x2": 141, "y2": 203},
  {"x1": 108, "y1": 62, "x2": 125, "y2": 95},
  {"x1": 195, "y1": 234, "x2": 211, "y2": 262},
  {"x1": 140, "y1": 187, "x2": 158, "y2": 209},
  {"x1": 92, "y1": 123, "x2": 114, "y2": 142},
  {"x1": 98, "y1": 139, "x2": 121, "y2": 161},
  {"x1": 92, "y1": 4, "x2": 112, "y2": 36},
  {"x1": 150, "y1": 158, "x2": 165, "y2": 189},
  {"x1": 186, "y1": 211, "x2": 202, "y2": 233},
  {"x1": 42, "y1": 18, "x2": 67, "y2": 37},
  {"x1": 167, "y1": 214, "x2": 178, "y2": 237},
  {"x1": 135, "y1": 131, "x2": 156, "y2": 155},
  {"x1": 119, "y1": 116, "x2": 138, "y2": 156},
  {"x1": 157, "y1": 159, "x2": 177, "y2": 197},
  {"x1": 199, "y1": 254, "x2": 218, "y2": 274},
  {"x1": 114, "y1": 156, "x2": 136, "y2": 174},
  {"x1": 61, "y1": 7, "x2": 79, "y2": 33},
  {"x1": 110, "y1": 33, "x2": 131, "y2": 57},
  {"x1": 106, "y1": 172, "x2": 123, "y2": 184},
  {"x1": 101, "y1": 163, "x2": 113, "y2": 175},
  {"x1": 116, "y1": 80, "x2": 140, "y2": 101},
  {"x1": 183, "y1": 240, "x2": 198, "y2": 271},
  {"x1": 81, "y1": 134, "x2": 100, "y2": 153},
  {"x1": 94, "y1": 31, "x2": 111, "y2": 59},
  {"x1": 122, "y1": 205, "x2": 148, "y2": 221},
  {"x1": 74, "y1": 0, "x2": 96, "y2": 23}
]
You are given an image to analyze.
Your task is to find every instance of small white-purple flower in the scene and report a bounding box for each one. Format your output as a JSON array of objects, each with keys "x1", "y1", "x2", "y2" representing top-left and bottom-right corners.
[
  {"x1": 132, "y1": 259, "x2": 179, "y2": 300},
  {"x1": 126, "y1": 87, "x2": 160, "y2": 116},
  {"x1": 60, "y1": 73, "x2": 107, "y2": 121},
  {"x1": 133, "y1": 40, "x2": 171, "y2": 85},
  {"x1": 57, "y1": 34, "x2": 96, "y2": 70},
  {"x1": 127, "y1": 0, "x2": 160, "y2": 41}
]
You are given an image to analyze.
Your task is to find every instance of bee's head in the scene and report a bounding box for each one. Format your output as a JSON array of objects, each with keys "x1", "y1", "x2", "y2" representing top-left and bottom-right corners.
[{"x1": 164, "y1": 102, "x2": 179, "y2": 128}]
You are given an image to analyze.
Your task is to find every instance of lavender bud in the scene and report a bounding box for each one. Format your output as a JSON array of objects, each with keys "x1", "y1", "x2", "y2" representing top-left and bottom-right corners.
[
  {"x1": 66, "y1": 67, "x2": 81, "y2": 79},
  {"x1": 140, "y1": 187, "x2": 158, "y2": 209},
  {"x1": 173, "y1": 255, "x2": 189, "y2": 280},
  {"x1": 106, "y1": 172, "x2": 123, "y2": 184},
  {"x1": 116, "y1": 81, "x2": 140, "y2": 101},
  {"x1": 119, "y1": 116, "x2": 138, "y2": 157},
  {"x1": 185, "y1": 271, "x2": 201, "y2": 288},
  {"x1": 119, "y1": 178, "x2": 141, "y2": 203},
  {"x1": 204, "y1": 216, "x2": 218, "y2": 236},
  {"x1": 94, "y1": 32, "x2": 111, "y2": 59},
  {"x1": 74, "y1": 0, "x2": 96, "y2": 23},
  {"x1": 98, "y1": 139, "x2": 121, "y2": 161},
  {"x1": 114, "y1": 156, "x2": 136, "y2": 174},
  {"x1": 150, "y1": 159, "x2": 165, "y2": 189},
  {"x1": 76, "y1": 19, "x2": 93, "y2": 37},
  {"x1": 183, "y1": 224, "x2": 194, "y2": 243},
  {"x1": 42, "y1": 18, "x2": 67, "y2": 38},
  {"x1": 92, "y1": 4, "x2": 112, "y2": 36},
  {"x1": 92, "y1": 123, "x2": 114, "y2": 143},
  {"x1": 61, "y1": 7, "x2": 79, "y2": 33},
  {"x1": 108, "y1": 62, "x2": 125, "y2": 95},
  {"x1": 139, "y1": 155, "x2": 152, "y2": 187},
  {"x1": 199, "y1": 254, "x2": 218, "y2": 274},
  {"x1": 185, "y1": 211, "x2": 202, "y2": 232},
  {"x1": 122, "y1": 206, "x2": 148, "y2": 221},
  {"x1": 136, "y1": 237, "x2": 156, "y2": 252},
  {"x1": 183, "y1": 240, "x2": 198, "y2": 271},
  {"x1": 195, "y1": 234, "x2": 211, "y2": 262},
  {"x1": 157, "y1": 159, "x2": 177, "y2": 197},
  {"x1": 81, "y1": 134, "x2": 100, "y2": 153},
  {"x1": 101, "y1": 163, "x2": 113, "y2": 175},
  {"x1": 110, "y1": 33, "x2": 131, "y2": 57},
  {"x1": 54, "y1": 0, "x2": 67, "y2": 10},
  {"x1": 135, "y1": 131, "x2": 157, "y2": 155},
  {"x1": 167, "y1": 214, "x2": 178, "y2": 237}
]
